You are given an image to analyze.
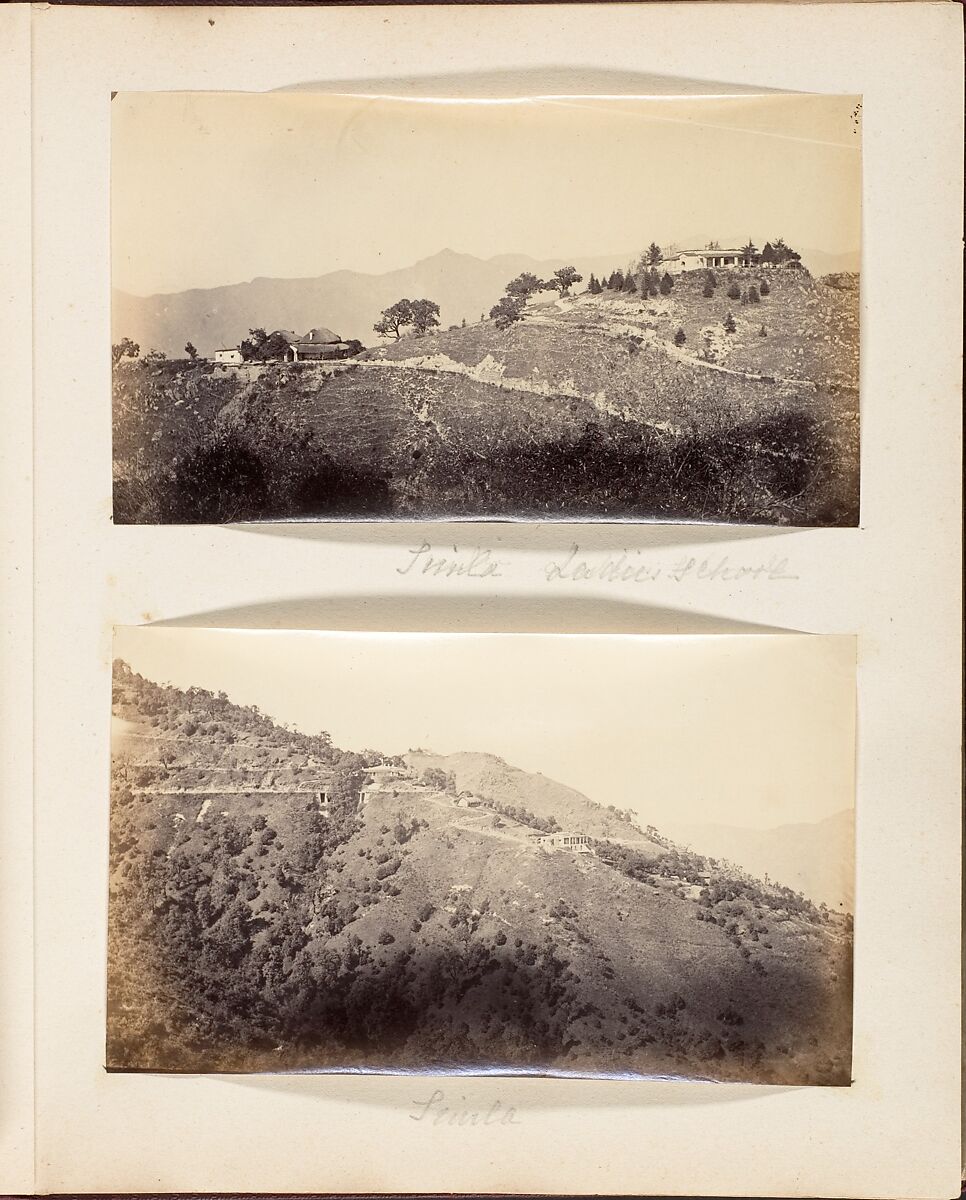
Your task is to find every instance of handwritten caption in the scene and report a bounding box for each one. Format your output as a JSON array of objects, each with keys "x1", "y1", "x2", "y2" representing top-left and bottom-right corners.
[
  {"x1": 409, "y1": 1088, "x2": 522, "y2": 1127},
  {"x1": 395, "y1": 541, "x2": 798, "y2": 585}
]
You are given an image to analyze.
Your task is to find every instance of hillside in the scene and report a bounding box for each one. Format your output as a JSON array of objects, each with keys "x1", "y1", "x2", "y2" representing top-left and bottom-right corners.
[
  {"x1": 664, "y1": 810, "x2": 855, "y2": 912},
  {"x1": 113, "y1": 267, "x2": 860, "y2": 526},
  {"x1": 108, "y1": 661, "x2": 853, "y2": 1084},
  {"x1": 112, "y1": 249, "x2": 636, "y2": 358}
]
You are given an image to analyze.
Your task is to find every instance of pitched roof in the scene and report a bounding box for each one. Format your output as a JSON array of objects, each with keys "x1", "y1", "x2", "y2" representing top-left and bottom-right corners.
[{"x1": 301, "y1": 326, "x2": 342, "y2": 344}]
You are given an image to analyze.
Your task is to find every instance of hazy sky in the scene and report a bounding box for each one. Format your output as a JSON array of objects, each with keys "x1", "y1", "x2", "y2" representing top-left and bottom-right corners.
[
  {"x1": 113, "y1": 627, "x2": 854, "y2": 831},
  {"x1": 112, "y1": 91, "x2": 862, "y2": 296}
]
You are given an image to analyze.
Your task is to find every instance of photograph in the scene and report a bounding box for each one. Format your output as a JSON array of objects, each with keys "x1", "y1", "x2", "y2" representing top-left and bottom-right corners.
[
  {"x1": 108, "y1": 627, "x2": 855, "y2": 1084},
  {"x1": 111, "y1": 92, "x2": 861, "y2": 526}
]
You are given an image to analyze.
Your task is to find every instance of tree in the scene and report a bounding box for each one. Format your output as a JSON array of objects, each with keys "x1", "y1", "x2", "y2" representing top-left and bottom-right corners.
[
  {"x1": 489, "y1": 295, "x2": 525, "y2": 330},
  {"x1": 741, "y1": 240, "x2": 758, "y2": 265},
  {"x1": 702, "y1": 281, "x2": 714, "y2": 299},
  {"x1": 622, "y1": 273, "x2": 637, "y2": 293},
  {"x1": 761, "y1": 242, "x2": 775, "y2": 267},
  {"x1": 184, "y1": 342, "x2": 198, "y2": 361},
  {"x1": 674, "y1": 327, "x2": 686, "y2": 346},
  {"x1": 724, "y1": 312, "x2": 737, "y2": 334},
  {"x1": 587, "y1": 274, "x2": 602, "y2": 295},
  {"x1": 706, "y1": 270, "x2": 717, "y2": 289},
  {"x1": 410, "y1": 298, "x2": 441, "y2": 336},
  {"x1": 239, "y1": 328, "x2": 267, "y2": 360},
  {"x1": 659, "y1": 272, "x2": 674, "y2": 295},
  {"x1": 611, "y1": 269, "x2": 625, "y2": 292},
  {"x1": 759, "y1": 324, "x2": 768, "y2": 337},
  {"x1": 549, "y1": 266, "x2": 583, "y2": 297},
  {"x1": 112, "y1": 337, "x2": 140, "y2": 367},
  {"x1": 373, "y1": 299, "x2": 414, "y2": 340},
  {"x1": 344, "y1": 339, "x2": 365, "y2": 356},
  {"x1": 727, "y1": 282, "x2": 741, "y2": 300},
  {"x1": 374, "y1": 297, "x2": 439, "y2": 339},
  {"x1": 505, "y1": 272, "x2": 544, "y2": 301},
  {"x1": 257, "y1": 331, "x2": 294, "y2": 361},
  {"x1": 647, "y1": 242, "x2": 662, "y2": 265},
  {"x1": 747, "y1": 285, "x2": 760, "y2": 303}
]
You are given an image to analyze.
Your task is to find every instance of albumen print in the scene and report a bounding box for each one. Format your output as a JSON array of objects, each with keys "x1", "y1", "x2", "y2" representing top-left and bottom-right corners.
[
  {"x1": 111, "y1": 93, "x2": 861, "y2": 525},
  {"x1": 108, "y1": 628, "x2": 855, "y2": 1083}
]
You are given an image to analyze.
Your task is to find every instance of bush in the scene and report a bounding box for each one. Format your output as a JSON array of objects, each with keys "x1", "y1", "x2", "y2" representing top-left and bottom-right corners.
[
  {"x1": 674, "y1": 327, "x2": 686, "y2": 346},
  {"x1": 489, "y1": 295, "x2": 526, "y2": 330},
  {"x1": 759, "y1": 279, "x2": 770, "y2": 296},
  {"x1": 748, "y1": 285, "x2": 760, "y2": 303},
  {"x1": 724, "y1": 312, "x2": 737, "y2": 334},
  {"x1": 377, "y1": 931, "x2": 395, "y2": 945},
  {"x1": 702, "y1": 283, "x2": 714, "y2": 298},
  {"x1": 659, "y1": 272, "x2": 674, "y2": 295},
  {"x1": 759, "y1": 324, "x2": 768, "y2": 338},
  {"x1": 727, "y1": 283, "x2": 741, "y2": 300}
]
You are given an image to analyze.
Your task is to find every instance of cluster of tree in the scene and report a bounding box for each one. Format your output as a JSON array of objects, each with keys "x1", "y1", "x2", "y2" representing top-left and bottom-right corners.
[
  {"x1": 373, "y1": 298, "x2": 441, "y2": 341},
  {"x1": 488, "y1": 267, "x2": 584, "y2": 330},
  {"x1": 240, "y1": 328, "x2": 296, "y2": 362},
  {"x1": 591, "y1": 266, "x2": 674, "y2": 298}
]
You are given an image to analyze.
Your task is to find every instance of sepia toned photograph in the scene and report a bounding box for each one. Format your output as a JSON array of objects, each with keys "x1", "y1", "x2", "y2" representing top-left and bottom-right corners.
[
  {"x1": 108, "y1": 627, "x2": 855, "y2": 1084},
  {"x1": 111, "y1": 93, "x2": 861, "y2": 526}
]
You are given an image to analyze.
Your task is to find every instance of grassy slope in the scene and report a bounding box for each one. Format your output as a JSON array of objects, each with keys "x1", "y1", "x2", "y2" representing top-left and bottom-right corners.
[
  {"x1": 109, "y1": 667, "x2": 852, "y2": 1083},
  {"x1": 112, "y1": 270, "x2": 859, "y2": 524}
]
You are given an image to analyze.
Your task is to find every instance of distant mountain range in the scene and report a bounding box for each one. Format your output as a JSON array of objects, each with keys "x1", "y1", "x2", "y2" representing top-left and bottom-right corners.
[
  {"x1": 664, "y1": 809, "x2": 854, "y2": 911},
  {"x1": 112, "y1": 244, "x2": 860, "y2": 358}
]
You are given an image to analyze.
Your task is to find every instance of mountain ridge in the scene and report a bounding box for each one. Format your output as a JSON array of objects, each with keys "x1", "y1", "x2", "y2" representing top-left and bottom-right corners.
[
  {"x1": 108, "y1": 660, "x2": 853, "y2": 1083},
  {"x1": 112, "y1": 244, "x2": 858, "y2": 357}
]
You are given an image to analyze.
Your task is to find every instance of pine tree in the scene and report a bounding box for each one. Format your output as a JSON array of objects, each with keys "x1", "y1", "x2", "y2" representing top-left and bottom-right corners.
[
  {"x1": 702, "y1": 281, "x2": 714, "y2": 299},
  {"x1": 660, "y1": 272, "x2": 674, "y2": 295},
  {"x1": 759, "y1": 324, "x2": 768, "y2": 337},
  {"x1": 748, "y1": 285, "x2": 760, "y2": 303},
  {"x1": 623, "y1": 273, "x2": 637, "y2": 293},
  {"x1": 613, "y1": 269, "x2": 625, "y2": 291},
  {"x1": 727, "y1": 282, "x2": 741, "y2": 300},
  {"x1": 674, "y1": 327, "x2": 686, "y2": 346},
  {"x1": 724, "y1": 312, "x2": 737, "y2": 334},
  {"x1": 759, "y1": 279, "x2": 770, "y2": 297}
]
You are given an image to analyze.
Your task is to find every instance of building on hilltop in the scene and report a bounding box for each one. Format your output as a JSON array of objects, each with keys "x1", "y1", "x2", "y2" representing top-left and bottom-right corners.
[
  {"x1": 358, "y1": 763, "x2": 409, "y2": 805},
  {"x1": 284, "y1": 327, "x2": 354, "y2": 362},
  {"x1": 211, "y1": 327, "x2": 354, "y2": 366},
  {"x1": 661, "y1": 246, "x2": 758, "y2": 276},
  {"x1": 533, "y1": 831, "x2": 593, "y2": 854}
]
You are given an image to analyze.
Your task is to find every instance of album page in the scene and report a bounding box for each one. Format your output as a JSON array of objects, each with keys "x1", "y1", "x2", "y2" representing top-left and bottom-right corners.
[{"x1": 1, "y1": 2, "x2": 962, "y2": 1196}]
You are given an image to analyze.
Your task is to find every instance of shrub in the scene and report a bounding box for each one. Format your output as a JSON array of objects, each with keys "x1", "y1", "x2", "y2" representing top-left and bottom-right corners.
[
  {"x1": 702, "y1": 282, "x2": 714, "y2": 298},
  {"x1": 759, "y1": 324, "x2": 768, "y2": 338},
  {"x1": 724, "y1": 312, "x2": 737, "y2": 334},
  {"x1": 489, "y1": 295, "x2": 526, "y2": 330},
  {"x1": 659, "y1": 272, "x2": 674, "y2": 295},
  {"x1": 377, "y1": 931, "x2": 395, "y2": 945},
  {"x1": 674, "y1": 327, "x2": 686, "y2": 346},
  {"x1": 759, "y1": 279, "x2": 770, "y2": 296},
  {"x1": 727, "y1": 283, "x2": 741, "y2": 300},
  {"x1": 748, "y1": 285, "x2": 760, "y2": 303}
]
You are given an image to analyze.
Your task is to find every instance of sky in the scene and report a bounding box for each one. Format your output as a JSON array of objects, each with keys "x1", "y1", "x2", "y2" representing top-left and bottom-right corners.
[
  {"x1": 113, "y1": 627, "x2": 855, "y2": 831},
  {"x1": 112, "y1": 91, "x2": 862, "y2": 296}
]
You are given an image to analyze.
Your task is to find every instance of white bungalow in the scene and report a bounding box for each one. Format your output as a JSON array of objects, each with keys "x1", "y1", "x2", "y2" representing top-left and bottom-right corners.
[
  {"x1": 213, "y1": 347, "x2": 244, "y2": 365},
  {"x1": 661, "y1": 247, "x2": 756, "y2": 276},
  {"x1": 533, "y1": 832, "x2": 593, "y2": 854},
  {"x1": 357, "y1": 763, "x2": 408, "y2": 805}
]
